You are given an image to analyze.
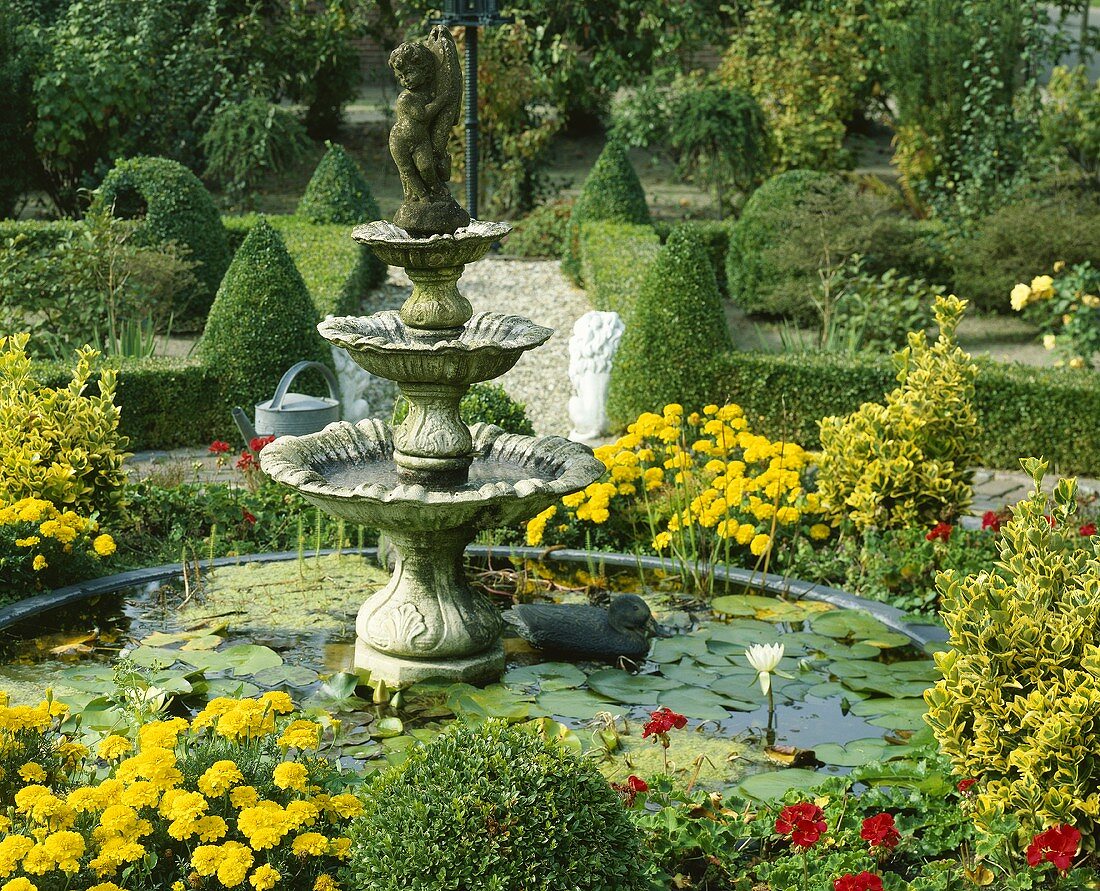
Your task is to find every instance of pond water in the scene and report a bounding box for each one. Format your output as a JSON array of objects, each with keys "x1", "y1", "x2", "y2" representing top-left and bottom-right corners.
[{"x1": 0, "y1": 553, "x2": 940, "y2": 799}]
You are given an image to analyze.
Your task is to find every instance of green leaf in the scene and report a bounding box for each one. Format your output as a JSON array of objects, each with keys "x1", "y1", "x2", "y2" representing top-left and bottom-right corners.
[
  {"x1": 735, "y1": 768, "x2": 825, "y2": 801},
  {"x1": 585, "y1": 669, "x2": 680, "y2": 704}
]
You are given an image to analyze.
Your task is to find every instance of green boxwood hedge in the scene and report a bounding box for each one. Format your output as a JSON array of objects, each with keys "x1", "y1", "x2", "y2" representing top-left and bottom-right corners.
[
  {"x1": 0, "y1": 220, "x2": 80, "y2": 252},
  {"x1": 578, "y1": 221, "x2": 661, "y2": 319}
]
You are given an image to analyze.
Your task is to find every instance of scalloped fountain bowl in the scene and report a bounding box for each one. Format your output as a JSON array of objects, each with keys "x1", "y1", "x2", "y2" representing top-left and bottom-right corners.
[
  {"x1": 319, "y1": 311, "x2": 552, "y2": 386},
  {"x1": 351, "y1": 219, "x2": 511, "y2": 269},
  {"x1": 261, "y1": 419, "x2": 603, "y2": 685}
]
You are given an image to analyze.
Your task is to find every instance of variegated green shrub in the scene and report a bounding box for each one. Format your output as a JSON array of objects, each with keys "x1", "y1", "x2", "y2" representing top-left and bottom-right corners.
[
  {"x1": 926, "y1": 458, "x2": 1100, "y2": 850},
  {"x1": 816, "y1": 295, "x2": 979, "y2": 531}
]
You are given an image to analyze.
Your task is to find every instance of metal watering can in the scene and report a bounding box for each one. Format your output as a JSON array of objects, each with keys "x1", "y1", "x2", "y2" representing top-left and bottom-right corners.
[{"x1": 233, "y1": 361, "x2": 341, "y2": 443}]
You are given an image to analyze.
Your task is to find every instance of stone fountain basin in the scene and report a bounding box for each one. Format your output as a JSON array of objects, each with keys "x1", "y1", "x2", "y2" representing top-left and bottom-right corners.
[
  {"x1": 351, "y1": 219, "x2": 512, "y2": 269},
  {"x1": 319, "y1": 311, "x2": 552, "y2": 386},
  {"x1": 259, "y1": 419, "x2": 604, "y2": 532}
]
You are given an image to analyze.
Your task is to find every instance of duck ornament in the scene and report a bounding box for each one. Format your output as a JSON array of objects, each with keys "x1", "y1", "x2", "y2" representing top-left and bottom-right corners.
[{"x1": 503, "y1": 594, "x2": 664, "y2": 661}]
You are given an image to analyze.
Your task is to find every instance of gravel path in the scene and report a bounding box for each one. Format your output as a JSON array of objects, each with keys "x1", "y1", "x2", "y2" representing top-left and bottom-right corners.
[{"x1": 369, "y1": 256, "x2": 593, "y2": 436}]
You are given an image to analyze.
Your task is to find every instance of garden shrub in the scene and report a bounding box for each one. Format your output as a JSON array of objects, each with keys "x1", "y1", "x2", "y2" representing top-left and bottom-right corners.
[
  {"x1": 0, "y1": 334, "x2": 128, "y2": 521},
  {"x1": 726, "y1": 170, "x2": 940, "y2": 320},
  {"x1": 92, "y1": 156, "x2": 231, "y2": 327},
  {"x1": 198, "y1": 219, "x2": 331, "y2": 431},
  {"x1": 815, "y1": 296, "x2": 979, "y2": 532},
  {"x1": 345, "y1": 719, "x2": 651, "y2": 891},
  {"x1": 296, "y1": 142, "x2": 386, "y2": 291},
  {"x1": 562, "y1": 140, "x2": 650, "y2": 285},
  {"x1": 952, "y1": 176, "x2": 1100, "y2": 313},
  {"x1": 671, "y1": 219, "x2": 733, "y2": 299},
  {"x1": 0, "y1": 7, "x2": 38, "y2": 218},
  {"x1": 578, "y1": 221, "x2": 661, "y2": 319},
  {"x1": 502, "y1": 198, "x2": 575, "y2": 259},
  {"x1": 607, "y1": 225, "x2": 732, "y2": 427},
  {"x1": 926, "y1": 460, "x2": 1100, "y2": 849},
  {"x1": 1042, "y1": 65, "x2": 1100, "y2": 185}
]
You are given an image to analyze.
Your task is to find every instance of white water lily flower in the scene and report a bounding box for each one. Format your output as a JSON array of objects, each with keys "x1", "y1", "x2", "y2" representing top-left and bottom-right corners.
[{"x1": 745, "y1": 643, "x2": 785, "y2": 696}]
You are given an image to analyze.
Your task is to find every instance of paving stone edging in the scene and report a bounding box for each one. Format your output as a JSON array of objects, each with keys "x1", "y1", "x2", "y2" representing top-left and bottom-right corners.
[{"x1": 1, "y1": 547, "x2": 947, "y2": 650}]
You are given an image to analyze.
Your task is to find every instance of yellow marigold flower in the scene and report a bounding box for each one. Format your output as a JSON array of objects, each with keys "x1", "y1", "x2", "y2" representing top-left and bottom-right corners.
[
  {"x1": 810, "y1": 523, "x2": 831, "y2": 540},
  {"x1": 643, "y1": 467, "x2": 663, "y2": 490},
  {"x1": 750, "y1": 533, "x2": 772, "y2": 557},
  {"x1": 229, "y1": 786, "x2": 259, "y2": 809},
  {"x1": 715, "y1": 519, "x2": 736, "y2": 539},
  {"x1": 652, "y1": 531, "x2": 672, "y2": 551},
  {"x1": 1082, "y1": 293, "x2": 1100, "y2": 308},
  {"x1": 43, "y1": 830, "x2": 84, "y2": 873},
  {"x1": 92, "y1": 534, "x2": 116, "y2": 557},
  {"x1": 88, "y1": 884, "x2": 123, "y2": 891},
  {"x1": 324, "y1": 794, "x2": 363, "y2": 819},
  {"x1": 14, "y1": 536, "x2": 39, "y2": 547},
  {"x1": 0, "y1": 836, "x2": 34, "y2": 878},
  {"x1": 284, "y1": 800, "x2": 320, "y2": 830},
  {"x1": 120, "y1": 781, "x2": 159, "y2": 810},
  {"x1": 260, "y1": 691, "x2": 295, "y2": 714},
  {"x1": 1010, "y1": 282, "x2": 1032, "y2": 311},
  {"x1": 238, "y1": 804, "x2": 288, "y2": 849},
  {"x1": 216, "y1": 842, "x2": 254, "y2": 888},
  {"x1": 735, "y1": 523, "x2": 756, "y2": 546},
  {"x1": 703, "y1": 404, "x2": 718, "y2": 415},
  {"x1": 273, "y1": 761, "x2": 308, "y2": 791},
  {"x1": 1, "y1": 878, "x2": 37, "y2": 891},
  {"x1": 67, "y1": 788, "x2": 104, "y2": 813},
  {"x1": 137, "y1": 717, "x2": 188, "y2": 752},
  {"x1": 330, "y1": 837, "x2": 352, "y2": 859},
  {"x1": 277, "y1": 720, "x2": 322, "y2": 751},
  {"x1": 191, "y1": 845, "x2": 223, "y2": 877},
  {"x1": 716, "y1": 404, "x2": 742, "y2": 421},
  {"x1": 0, "y1": 817, "x2": 9, "y2": 834},
  {"x1": 314, "y1": 876, "x2": 340, "y2": 891},
  {"x1": 198, "y1": 760, "x2": 244, "y2": 797},
  {"x1": 663, "y1": 403, "x2": 683, "y2": 416},
  {"x1": 776, "y1": 506, "x2": 800, "y2": 525},
  {"x1": 18, "y1": 763, "x2": 46, "y2": 783},
  {"x1": 97, "y1": 735, "x2": 132, "y2": 760},
  {"x1": 32, "y1": 555, "x2": 47, "y2": 572},
  {"x1": 250, "y1": 864, "x2": 281, "y2": 891},
  {"x1": 173, "y1": 883, "x2": 185, "y2": 891},
  {"x1": 561, "y1": 491, "x2": 585, "y2": 509},
  {"x1": 193, "y1": 816, "x2": 228, "y2": 843},
  {"x1": 657, "y1": 426, "x2": 680, "y2": 443},
  {"x1": 291, "y1": 832, "x2": 329, "y2": 857}
]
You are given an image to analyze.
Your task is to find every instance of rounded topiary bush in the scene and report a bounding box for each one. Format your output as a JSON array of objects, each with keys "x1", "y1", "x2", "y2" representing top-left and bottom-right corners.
[
  {"x1": 297, "y1": 142, "x2": 386, "y2": 289},
  {"x1": 344, "y1": 719, "x2": 651, "y2": 891},
  {"x1": 198, "y1": 218, "x2": 331, "y2": 427},
  {"x1": 562, "y1": 140, "x2": 650, "y2": 284},
  {"x1": 608, "y1": 224, "x2": 732, "y2": 426},
  {"x1": 92, "y1": 156, "x2": 231, "y2": 326}
]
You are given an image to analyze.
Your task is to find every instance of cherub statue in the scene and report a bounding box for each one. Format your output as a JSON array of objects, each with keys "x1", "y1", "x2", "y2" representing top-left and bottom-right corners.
[{"x1": 388, "y1": 26, "x2": 471, "y2": 236}]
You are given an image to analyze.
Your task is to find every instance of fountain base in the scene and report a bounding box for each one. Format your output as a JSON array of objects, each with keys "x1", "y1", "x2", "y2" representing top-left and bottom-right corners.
[{"x1": 355, "y1": 638, "x2": 505, "y2": 686}]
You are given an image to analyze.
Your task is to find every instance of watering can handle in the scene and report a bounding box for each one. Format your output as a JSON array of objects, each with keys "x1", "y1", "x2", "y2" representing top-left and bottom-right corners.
[{"x1": 269, "y1": 361, "x2": 341, "y2": 411}]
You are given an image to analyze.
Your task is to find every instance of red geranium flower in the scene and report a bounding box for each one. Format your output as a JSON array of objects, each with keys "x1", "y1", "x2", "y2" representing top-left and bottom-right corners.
[
  {"x1": 627, "y1": 775, "x2": 648, "y2": 793},
  {"x1": 834, "y1": 872, "x2": 883, "y2": 891},
  {"x1": 242, "y1": 509, "x2": 257, "y2": 526},
  {"x1": 250, "y1": 435, "x2": 276, "y2": 453},
  {"x1": 957, "y1": 778, "x2": 976, "y2": 795},
  {"x1": 611, "y1": 775, "x2": 649, "y2": 807},
  {"x1": 1080, "y1": 522, "x2": 1097, "y2": 537},
  {"x1": 981, "y1": 510, "x2": 1003, "y2": 532},
  {"x1": 236, "y1": 451, "x2": 257, "y2": 472},
  {"x1": 926, "y1": 522, "x2": 953, "y2": 542},
  {"x1": 1026, "y1": 824, "x2": 1080, "y2": 874},
  {"x1": 775, "y1": 802, "x2": 827, "y2": 849},
  {"x1": 208, "y1": 440, "x2": 231, "y2": 455},
  {"x1": 642, "y1": 707, "x2": 687, "y2": 740},
  {"x1": 860, "y1": 813, "x2": 900, "y2": 849}
]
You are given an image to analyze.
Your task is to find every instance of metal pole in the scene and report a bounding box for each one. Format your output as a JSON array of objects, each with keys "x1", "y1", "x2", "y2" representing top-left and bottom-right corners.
[{"x1": 464, "y1": 24, "x2": 478, "y2": 219}]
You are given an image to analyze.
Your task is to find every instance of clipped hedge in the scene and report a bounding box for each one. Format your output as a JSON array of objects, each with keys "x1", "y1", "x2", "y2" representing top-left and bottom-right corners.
[
  {"x1": 562, "y1": 140, "x2": 650, "y2": 284},
  {"x1": 578, "y1": 221, "x2": 661, "y2": 319},
  {"x1": 703, "y1": 350, "x2": 1100, "y2": 475},
  {"x1": 296, "y1": 142, "x2": 386, "y2": 290},
  {"x1": 91, "y1": 157, "x2": 231, "y2": 326},
  {"x1": 223, "y1": 214, "x2": 371, "y2": 319},
  {"x1": 607, "y1": 225, "x2": 732, "y2": 426},
  {"x1": 660, "y1": 218, "x2": 733, "y2": 298},
  {"x1": 31, "y1": 356, "x2": 222, "y2": 451},
  {"x1": 0, "y1": 220, "x2": 80, "y2": 252}
]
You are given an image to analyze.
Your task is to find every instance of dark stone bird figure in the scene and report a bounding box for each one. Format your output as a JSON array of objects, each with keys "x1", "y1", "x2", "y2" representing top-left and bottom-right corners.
[{"x1": 503, "y1": 593, "x2": 661, "y2": 660}]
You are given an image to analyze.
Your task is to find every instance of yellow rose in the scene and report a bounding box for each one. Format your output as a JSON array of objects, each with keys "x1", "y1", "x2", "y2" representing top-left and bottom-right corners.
[
  {"x1": 1030, "y1": 274, "x2": 1055, "y2": 299},
  {"x1": 1010, "y1": 283, "x2": 1032, "y2": 311}
]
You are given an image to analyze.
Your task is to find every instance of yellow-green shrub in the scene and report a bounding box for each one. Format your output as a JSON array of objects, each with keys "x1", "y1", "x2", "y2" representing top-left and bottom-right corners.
[
  {"x1": 816, "y1": 295, "x2": 979, "y2": 531},
  {"x1": 925, "y1": 459, "x2": 1100, "y2": 850},
  {"x1": 0, "y1": 334, "x2": 129, "y2": 521}
]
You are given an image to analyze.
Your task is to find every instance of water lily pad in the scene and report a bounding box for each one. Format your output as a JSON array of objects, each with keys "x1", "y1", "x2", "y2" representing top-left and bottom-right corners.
[
  {"x1": 250, "y1": 665, "x2": 320, "y2": 688},
  {"x1": 813, "y1": 738, "x2": 890, "y2": 767},
  {"x1": 503, "y1": 662, "x2": 587, "y2": 692},
  {"x1": 861, "y1": 632, "x2": 914, "y2": 650},
  {"x1": 535, "y1": 688, "x2": 618, "y2": 720},
  {"x1": 372, "y1": 716, "x2": 405, "y2": 738},
  {"x1": 648, "y1": 635, "x2": 714, "y2": 664},
  {"x1": 447, "y1": 683, "x2": 531, "y2": 721},
  {"x1": 850, "y1": 697, "x2": 929, "y2": 730},
  {"x1": 522, "y1": 717, "x2": 583, "y2": 755},
  {"x1": 735, "y1": 768, "x2": 825, "y2": 801},
  {"x1": 585, "y1": 669, "x2": 680, "y2": 704},
  {"x1": 812, "y1": 610, "x2": 893, "y2": 640},
  {"x1": 660, "y1": 663, "x2": 720, "y2": 687},
  {"x1": 817, "y1": 641, "x2": 881, "y2": 661},
  {"x1": 657, "y1": 687, "x2": 734, "y2": 721}
]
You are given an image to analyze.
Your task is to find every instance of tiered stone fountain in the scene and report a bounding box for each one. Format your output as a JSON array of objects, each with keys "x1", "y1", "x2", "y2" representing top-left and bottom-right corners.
[{"x1": 261, "y1": 25, "x2": 603, "y2": 686}]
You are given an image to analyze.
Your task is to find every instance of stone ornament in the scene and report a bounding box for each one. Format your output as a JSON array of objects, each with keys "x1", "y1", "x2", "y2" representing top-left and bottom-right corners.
[
  {"x1": 388, "y1": 25, "x2": 471, "y2": 236},
  {"x1": 568, "y1": 310, "x2": 625, "y2": 445}
]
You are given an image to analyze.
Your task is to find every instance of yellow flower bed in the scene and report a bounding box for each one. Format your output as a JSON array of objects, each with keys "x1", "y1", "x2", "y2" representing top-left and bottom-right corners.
[
  {"x1": 527, "y1": 403, "x2": 827, "y2": 587},
  {"x1": 0, "y1": 693, "x2": 361, "y2": 891}
]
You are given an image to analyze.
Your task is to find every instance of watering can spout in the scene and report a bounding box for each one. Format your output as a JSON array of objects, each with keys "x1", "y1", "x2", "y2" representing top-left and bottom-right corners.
[{"x1": 232, "y1": 407, "x2": 259, "y2": 445}]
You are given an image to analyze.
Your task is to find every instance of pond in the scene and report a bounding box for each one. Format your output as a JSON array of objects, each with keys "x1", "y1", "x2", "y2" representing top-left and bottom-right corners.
[{"x1": 0, "y1": 552, "x2": 942, "y2": 800}]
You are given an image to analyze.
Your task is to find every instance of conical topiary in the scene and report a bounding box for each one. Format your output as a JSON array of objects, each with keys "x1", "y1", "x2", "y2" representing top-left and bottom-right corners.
[
  {"x1": 92, "y1": 156, "x2": 231, "y2": 327},
  {"x1": 296, "y1": 142, "x2": 386, "y2": 288},
  {"x1": 607, "y1": 225, "x2": 732, "y2": 426},
  {"x1": 561, "y1": 140, "x2": 650, "y2": 284},
  {"x1": 198, "y1": 218, "x2": 332, "y2": 425}
]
